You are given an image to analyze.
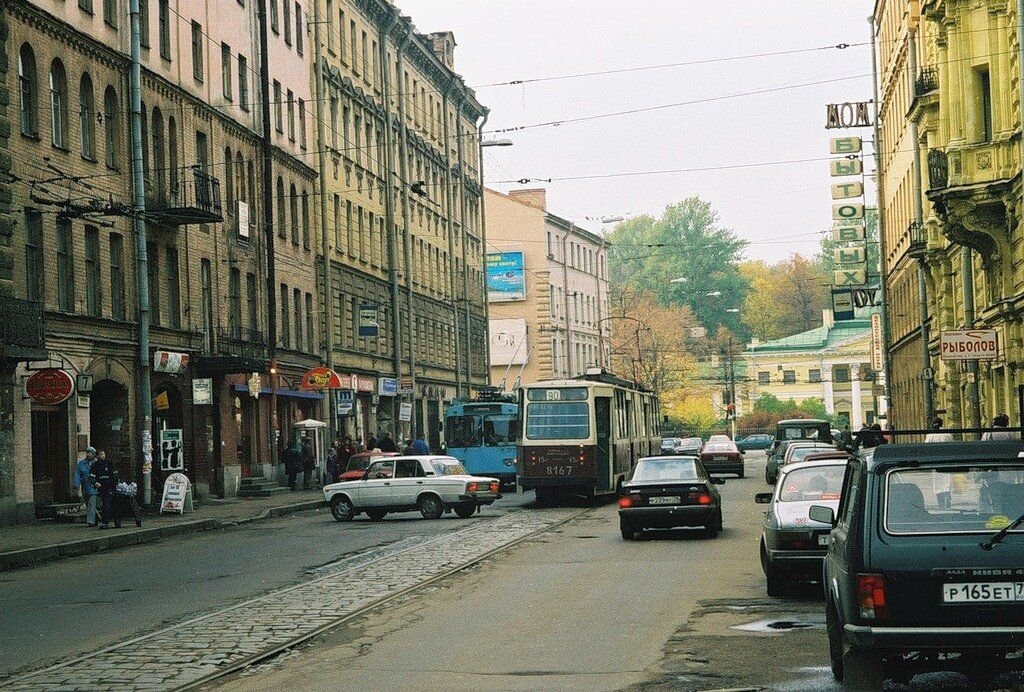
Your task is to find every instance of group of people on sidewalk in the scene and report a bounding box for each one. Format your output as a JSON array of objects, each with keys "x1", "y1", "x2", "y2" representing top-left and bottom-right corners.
[
  {"x1": 836, "y1": 412, "x2": 1018, "y2": 452},
  {"x1": 320, "y1": 431, "x2": 433, "y2": 485},
  {"x1": 71, "y1": 447, "x2": 143, "y2": 529}
]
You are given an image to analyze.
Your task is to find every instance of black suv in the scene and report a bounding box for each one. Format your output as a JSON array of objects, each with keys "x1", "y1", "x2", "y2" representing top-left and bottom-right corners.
[{"x1": 812, "y1": 441, "x2": 1024, "y2": 689}]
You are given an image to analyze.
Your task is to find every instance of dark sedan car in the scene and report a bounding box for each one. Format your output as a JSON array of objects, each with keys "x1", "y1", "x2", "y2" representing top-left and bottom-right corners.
[
  {"x1": 700, "y1": 440, "x2": 744, "y2": 477},
  {"x1": 737, "y1": 433, "x2": 773, "y2": 451},
  {"x1": 618, "y1": 456, "x2": 725, "y2": 540},
  {"x1": 815, "y1": 441, "x2": 1024, "y2": 689}
]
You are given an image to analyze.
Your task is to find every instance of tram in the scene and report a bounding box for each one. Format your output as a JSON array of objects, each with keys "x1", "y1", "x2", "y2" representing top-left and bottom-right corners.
[
  {"x1": 519, "y1": 368, "x2": 661, "y2": 502},
  {"x1": 443, "y1": 389, "x2": 521, "y2": 487}
]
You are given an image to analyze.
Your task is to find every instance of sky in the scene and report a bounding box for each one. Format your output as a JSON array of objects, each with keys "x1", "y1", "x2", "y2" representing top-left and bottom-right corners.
[{"x1": 395, "y1": 0, "x2": 877, "y2": 264}]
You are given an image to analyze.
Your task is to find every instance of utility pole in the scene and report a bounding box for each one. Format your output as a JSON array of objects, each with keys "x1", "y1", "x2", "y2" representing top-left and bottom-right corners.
[
  {"x1": 395, "y1": 28, "x2": 416, "y2": 438},
  {"x1": 728, "y1": 335, "x2": 737, "y2": 440},
  {"x1": 441, "y1": 83, "x2": 462, "y2": 397},
  {"x1": 129, "y1": 0, "x2": 153, "y2": 504},
  {"x1": 562, "y1": 227, "x2": 573, "y2": 376},
  {"x1": 963, "y1": 248, "x2": 982, "y2": 434},
  {"x1": 257, "y1": 0, "x2": 279, "y2": 464}
]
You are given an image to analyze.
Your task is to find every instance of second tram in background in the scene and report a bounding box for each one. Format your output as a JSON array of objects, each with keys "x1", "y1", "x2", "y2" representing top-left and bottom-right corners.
[
  {"x1": 519, "y1": 368, "x2": 661, "y2": 503},
  {"x1": 443, "y1": 389, "x2": 521, "y2": 488}
]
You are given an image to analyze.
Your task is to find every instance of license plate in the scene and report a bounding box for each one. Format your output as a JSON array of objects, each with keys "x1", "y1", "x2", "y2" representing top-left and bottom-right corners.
[
  {"x1": 649, "y1": 496, "x2": 680, "y2": 505},
  {"x1": 713, "y1": 456, "x2": 727, "y2": 461},
  {"x1": 817, "y1": 534, "x2": 830, "y2": 546},
  {"x1": 942, "y1": 582, "x2": 1024, "y2": 603}
]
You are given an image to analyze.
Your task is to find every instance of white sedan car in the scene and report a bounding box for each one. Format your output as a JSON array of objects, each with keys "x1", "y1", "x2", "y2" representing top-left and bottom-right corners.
[{"x1": 324, "y1": 455, "x2": 502, "y2": 522}]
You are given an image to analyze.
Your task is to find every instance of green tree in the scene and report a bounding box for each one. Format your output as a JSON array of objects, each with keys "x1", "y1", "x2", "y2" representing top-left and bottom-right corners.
[{"x1": 739, "y1": 256, "x2": 829, "y2": 341}]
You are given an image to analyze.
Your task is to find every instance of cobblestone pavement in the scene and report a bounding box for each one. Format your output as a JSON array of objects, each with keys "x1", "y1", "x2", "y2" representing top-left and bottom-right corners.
[{"x1": 0, "y1": 508, "x2": 583, "y2": 691}]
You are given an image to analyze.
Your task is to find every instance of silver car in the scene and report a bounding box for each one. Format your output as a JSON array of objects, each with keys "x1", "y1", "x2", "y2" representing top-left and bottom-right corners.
[{"x1": 755, "y1": 459, "x2": 847, "y2": 597}]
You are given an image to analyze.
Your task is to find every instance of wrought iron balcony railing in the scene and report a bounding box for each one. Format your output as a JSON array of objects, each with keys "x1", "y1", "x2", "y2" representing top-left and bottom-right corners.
[
  {"x1": 216, "y1": 326, "x2": 268, "y2": 360},
  {"x1": 914, "y1": 67, "x2": 939, "y2": 98},
  {"x1": 927, "y1": 149, "x2": 948, "y2": 191},
  {"x1": 146, "y1": 167, "x2": 223, "y2": 226},
  {"x1": 907, "y1": 221, "x2": 927, "y2": 259}
]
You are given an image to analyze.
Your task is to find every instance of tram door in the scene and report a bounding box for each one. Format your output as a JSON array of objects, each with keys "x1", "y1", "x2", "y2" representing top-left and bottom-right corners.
[{"x1": 595, "y1": 397, "x2": 612, "y2": 491}]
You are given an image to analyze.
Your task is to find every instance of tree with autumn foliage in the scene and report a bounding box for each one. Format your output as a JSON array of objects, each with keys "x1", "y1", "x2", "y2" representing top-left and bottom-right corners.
[{"x1": 738, "y1": 254, "x2": 830, "y2": 341}]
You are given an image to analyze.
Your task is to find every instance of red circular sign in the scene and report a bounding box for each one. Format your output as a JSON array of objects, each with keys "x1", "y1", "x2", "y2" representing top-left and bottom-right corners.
[{"x1": 26, "y1": 369, "x2": 75, "y2": 405}]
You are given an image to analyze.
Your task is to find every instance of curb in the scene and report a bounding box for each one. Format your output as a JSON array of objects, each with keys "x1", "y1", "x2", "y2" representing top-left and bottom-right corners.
[{"x1": 0, "y1": 500, "x2": 326, "y2": 573}]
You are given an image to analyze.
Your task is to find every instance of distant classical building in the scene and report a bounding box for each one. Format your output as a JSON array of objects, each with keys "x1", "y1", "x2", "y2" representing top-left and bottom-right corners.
[
  {"x1": 484, "y1": 188, "x2": 610, "y2": 388},
  {"x1": 743, "y1": 311, "x2": 880, "y2": 428}
]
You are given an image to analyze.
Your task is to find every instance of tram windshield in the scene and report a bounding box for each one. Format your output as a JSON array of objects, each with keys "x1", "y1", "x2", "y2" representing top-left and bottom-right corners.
[{"x1": 445, "y1": 414, "x2": 520, "y2": 448}]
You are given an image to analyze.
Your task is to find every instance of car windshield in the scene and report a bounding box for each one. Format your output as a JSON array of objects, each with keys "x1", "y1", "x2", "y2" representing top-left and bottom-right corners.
[
  {"x1": 778, "y1": 466, "x2": 846, "y2": 502},
  {"x1": 789, "y1": 446, "x2": 832, "y2": 462},
  {"x1": 525, "y1": 402, "x2": 590, "y2": 440},
  {"x1": 632, "y1": 459, "x2": 700, "y2": 482},
  {"x1": 704, "y1": 443, "x2": 736, "y2": 453},
  {"x1": 430, "y1": 459, "x2": 470, "y2": 476},
  {"x1": 679, "y1": 438, "x2": 702, "y2": 447},
  {"x1": 885, "y1": 465, "x2": 1024, "y2": 534}
]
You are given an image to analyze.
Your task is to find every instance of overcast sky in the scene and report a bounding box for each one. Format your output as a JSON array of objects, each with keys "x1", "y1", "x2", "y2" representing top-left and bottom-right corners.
[{"x1": 395, "y1": 0, "x2": 875, "y2": 263}]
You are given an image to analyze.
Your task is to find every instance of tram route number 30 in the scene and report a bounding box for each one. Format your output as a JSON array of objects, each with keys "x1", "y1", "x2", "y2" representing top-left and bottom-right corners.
[{"x1": 546, "y1": 465, "x2": 575, "y2": 476}]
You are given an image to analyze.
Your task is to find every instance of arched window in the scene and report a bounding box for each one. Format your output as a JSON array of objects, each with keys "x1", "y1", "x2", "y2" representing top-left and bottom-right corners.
[
  {"x1": 224, "y1": 147, "x2": 234, "y2": 209},
  {"x1": 289, "y1": 183, "x2": 299, "y2": 245},
  {"x1": 247, "y1": 161, "x2": 254, "y2": 208},
  {"x1": 139, "y1": 101, "x2": 149, "y2": 180},
  {"x1": 18, "y1": 44, "x2": 38, "y2": 136},
  {"x1": 167, "y1": 115, "x2": 179, "y2": 194},
  {"x1": 79, "y1": 73, "x2": 96, "y2": 159},
  {"x1": 301, "y1": 190, "x2": 309, "y2": 249},
  {"x1": 103, "y1": 86, "x2": 119, "y2": 168},
  {"x1": 235, "y1": 152, "x2": 245, "y2": 202},
  {"x1": 49, "y1": 59, "x2": 69, "y2": 148},
  {"x1": 152, "y1": 107, "x2": 165, "y2": 199},
  {"x1": 276, "y1": 177, "x2": 286, "y2": 238}
]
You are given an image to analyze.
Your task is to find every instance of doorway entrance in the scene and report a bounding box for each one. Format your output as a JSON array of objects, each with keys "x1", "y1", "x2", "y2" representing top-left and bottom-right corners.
[
  {"x1": 31, "y1": 405, "x2": 69, "y2": 504},
  {"x1": 91, "y1": 379, "x2": 130, "y2": 474}
]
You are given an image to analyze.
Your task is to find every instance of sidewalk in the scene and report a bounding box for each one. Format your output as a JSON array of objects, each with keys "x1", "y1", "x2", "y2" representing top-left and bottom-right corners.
[{"x1": 0, "y1": 489, "x2": 327, "y2": 572}]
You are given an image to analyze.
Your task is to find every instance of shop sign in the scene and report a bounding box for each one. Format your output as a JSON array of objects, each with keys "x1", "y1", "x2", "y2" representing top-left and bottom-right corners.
[
  {"x1": 833, "y1": 225, "x2": 866, "y2": 242},
  {"x1": 192, "y1": 378, "x2": 213, "y2": 405},
  {"x1": 832, "y1": 203, "x2": 864, "y2": 220},
  {"x1": 154, "y1": 351, "x2": 190, "y2": 374},
  {"x1": 300, "y1": 366, "x2": 344, "y2": 391},
  {"x1": 334, "y1": 373, "x2": 354, "y2": 390},
  {"x1": 832, "y1": 290, "x2": 855, "y2": 321},
  {"x1": 486, "y1": 251, "x2": 526, "y2": 302},
  {"x1": 940, "y1": 329, "x2": 998, "y2": 361},
  {"x1": 378, "y1": 377, "x2": 399, "y2": 396},
  {"x1": 399, "y1": 402, "x2": 413, "y2": 422},
  {"x1": 871, "y1": 313, "x2": 884, "y2": 371},
  {"x1": 833, "y1": 247, "x2": 866, "y2": 265},
  {"x1": 356, "y1": 376, "x2": 376, "y2": 393},
  {"x1": 335, "y1": 389, "x2": 354, "y2": 415},
  {"x1": 25, "y1": 368, "x2": 75, "y2": 405},
  {"x1": 247, "y1": 373, "x2": 262, "y2": 398},
  {"x1": 831, "y1": 182, "x2": 863, "y2": 199},
  {"x1": 159, "y1": 429, "x2": 184, "y2": 471},
  {"x1": 852, "y1": 287, "x2": 879, "y2": 308},
  {"x1": 829, "y1": 136, "x2": 862, "y2": 154},
  {"x1": 358, "y1": 304, "x2": 379, "y2": 338},
  {"x1": 399, "y1": 378, "x2": 414, "y2": 395},
  {"x1": 160, "y1": 472, "x2": 193, "y2": 514},
  {"x1": 834, "y1": 268, "x2": 866, "y2": 286},
  {"x1": 826, "y1": 102, "x2": 872, "y2": 129},
  {"x1": 830, "y1": 158, "x2": 862, "y2": 177}
]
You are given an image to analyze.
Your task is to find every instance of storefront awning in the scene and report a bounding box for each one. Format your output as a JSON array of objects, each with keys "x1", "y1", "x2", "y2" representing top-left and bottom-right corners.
[{"x1": 232, "y1": 384, "x2": 323, "y2": 400}]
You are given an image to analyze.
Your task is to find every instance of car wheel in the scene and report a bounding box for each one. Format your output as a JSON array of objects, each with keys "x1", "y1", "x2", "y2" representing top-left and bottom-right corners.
[
  {"x1": 736, "y1": 467, "x2": 745, "y2": 479},
  {"x1": 365, "y1": 509, "x2": 387, "y2": 521},
  {"x1": 418, "y1": 494, "x2": 444, "y2": 520},
  {"x1": 329, "y1": 495, "x2": 355, "y2": 522},
  {"x1": 620, "y1": 521, "x2": 636, "y2": 540},
  {"x1": 842, "y1": 647, "x2": 884, "y2": 690},
  {"x1": 714, "y1": 510, "x2": 724, "y2": 533},
  {"x1": 704, "y1": 522, "x2": 720, "y2": 538},
  {"x1": 826, "y1": 603, "x2": 844, "y2": 681},
  {"x1": 453, "y1": 502, "x2": 476, "y2": 519}
]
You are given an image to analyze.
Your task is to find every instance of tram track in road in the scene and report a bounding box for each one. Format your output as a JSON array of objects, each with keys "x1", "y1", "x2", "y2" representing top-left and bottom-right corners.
[{"x1": 0, "y1": 505, "x2": 595, "y2": 692}]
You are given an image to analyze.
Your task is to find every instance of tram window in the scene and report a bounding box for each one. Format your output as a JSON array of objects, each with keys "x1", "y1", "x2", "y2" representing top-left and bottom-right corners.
[
  {"x1": 526, "y1": 402, "x2": 590, "y2": 440},
  {"x1": 445, "y1": 415, "x2": 481, "y2": 448}
]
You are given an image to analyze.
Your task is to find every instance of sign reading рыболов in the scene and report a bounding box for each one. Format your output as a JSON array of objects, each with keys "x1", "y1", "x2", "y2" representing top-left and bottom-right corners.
[{"x1": 940, "y1": 329, "x2": 999, "y2": 361}]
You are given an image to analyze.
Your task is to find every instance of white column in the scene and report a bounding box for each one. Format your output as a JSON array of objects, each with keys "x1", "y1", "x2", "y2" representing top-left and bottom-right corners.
[
  {"x1": 822, "y1": 364, "x2": 835, "y2": 415},
  {"x1": 850, "y1": 363, "x2": 863, "y2": 429}
]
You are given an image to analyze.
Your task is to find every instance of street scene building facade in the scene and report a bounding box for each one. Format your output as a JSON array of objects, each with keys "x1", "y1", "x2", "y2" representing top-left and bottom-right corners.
[
  {"x1": 878, "y1": 0, "x2": 1024, "y2": 430},
  {"x1": 744, "y1": 311, "x2": 879, "y2": 428},
  {"x1": 484, "y1": 187, "x2": 610, "y2": 388}
]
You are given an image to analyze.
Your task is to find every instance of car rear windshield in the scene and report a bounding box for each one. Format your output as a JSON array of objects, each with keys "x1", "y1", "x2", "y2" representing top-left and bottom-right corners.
[
  {"x1": 789, "y1": 446, "x2": 833, "y2": 462},
  {"x1": 779, "y1": 466, "x2": 845, "y2": 502},
  {"x1": 884, "y1": 466, "x2": 1024, "y2": 534},
  {"x1": 632, "y1": 459, "x2": 700, "y2": 482},
  {"x1": 704, "y1": 443, "x2": 736, "y2": 453}
]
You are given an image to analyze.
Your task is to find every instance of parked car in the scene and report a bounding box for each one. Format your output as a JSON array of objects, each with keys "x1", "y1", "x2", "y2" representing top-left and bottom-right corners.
[
  {"x1": 814, "y1": 441, "x2": 1024, "y2": 689},
  {"x1": 776, "y1": 418, "x2": 833, "y2": 444},
  {"x1": 674, "y1": 437, "x2": 704, "y2": 456},
  {"x1": 707, "y1": 434, "x2": 732, "y2": 443},
  {"x1": 782, "y1": 442, "x2": 836, "y2": 467},
  {"x1": 756, "y1": 459, "x2": 847, "y2": 597},
  {"x1": 766, "y1": 440, "x2": 832, "y2": 485},
  {"x1": 618, "y1": 455, "x2": 725, "y2": 539},
  {"x1": 700, "y1": 440, "x2": 745, "y2": 478},
  {"x1": 660, "y1": 437, "x2": 683, "y2": 455},
  {"x1": 325, "y1": 456, "x2": 502, "y2": 522},
  {"x1": 736, "y1": 433, "x2": 773, "y2": 451},
  {"x1": 337, "y1": 451, "x2": 400, "y2": 482}
]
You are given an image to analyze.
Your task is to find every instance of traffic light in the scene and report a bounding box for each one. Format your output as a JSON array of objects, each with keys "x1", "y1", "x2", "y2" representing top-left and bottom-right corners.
[{"x1": 726, "y1": 403, "x2": 736, "y2": 420}]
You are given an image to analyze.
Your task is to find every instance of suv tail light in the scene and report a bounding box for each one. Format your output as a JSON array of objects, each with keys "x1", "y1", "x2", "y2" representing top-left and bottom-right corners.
[
  {"x1": 857, "y1": 573, "x2": 889, "y2": 620},
  {"x1": 618, "y1": 495, "x2": 634, "y2": 508}
]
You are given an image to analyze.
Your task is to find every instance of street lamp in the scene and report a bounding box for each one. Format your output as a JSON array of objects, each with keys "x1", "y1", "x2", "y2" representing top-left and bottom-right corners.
[{"x1": 481, "y1": 138, "x2": 514, "y2": 148}]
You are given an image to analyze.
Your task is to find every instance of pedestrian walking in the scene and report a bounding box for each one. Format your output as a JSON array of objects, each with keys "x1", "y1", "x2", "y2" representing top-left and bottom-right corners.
[
  {"x1": 411, "y1": 433, "x2": 430, "y2": 455},
  {"x1": 326, "y1": 441, "x2": 340, "y2": 484},
  {"x1": 301, "y1": 437, "x2": 316, "y2": 489},
  {"x1": 113, "y1": 478, "x2": 144, "y2": 527},
  {"x1": 982, "y1": 413, "x2": 1016, "y2": 441},
  {"x1": 283, "y1": 443, "x2": 303, "y2": 491},
  {"x1": 378, "y1": 431, "x2": 398, "y2": 453},
  {"x1": 89, "y1": 449, "x2": 118, "y2": 529},
  {"x1": 402, "y1": 439, "x2": 414, "y2": 455},
  {"x1": 72, "y1": 447, "x2": 99, "y2": 526},
  {"x1": 837, "y1": 425, "x2": 853, "y2": 452}
]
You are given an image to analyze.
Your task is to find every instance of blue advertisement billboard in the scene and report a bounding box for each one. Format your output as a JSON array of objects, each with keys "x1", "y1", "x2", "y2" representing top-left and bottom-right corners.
[{"x1": 486, "y1": 251, "x2": 526, "y2": 302}]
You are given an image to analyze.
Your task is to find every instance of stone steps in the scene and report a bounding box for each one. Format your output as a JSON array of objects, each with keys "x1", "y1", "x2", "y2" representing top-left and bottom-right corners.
[{"x1": 237, "y1": 477, "x2": 291, "y2": 498}]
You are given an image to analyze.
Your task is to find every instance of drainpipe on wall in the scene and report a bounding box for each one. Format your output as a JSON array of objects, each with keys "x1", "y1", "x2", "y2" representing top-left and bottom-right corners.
[{"x1": 395, "y1": 27, "x2": 416, "y2": 439}]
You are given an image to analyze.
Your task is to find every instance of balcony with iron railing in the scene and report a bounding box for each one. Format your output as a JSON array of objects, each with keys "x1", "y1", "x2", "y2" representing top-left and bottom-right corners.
[
  {"x1": 145, "y1": 167, "x2": 224, "y2": 226},
  {"x1": 907, "y1": 221, "x2": 927, "y2": 259},
  {"x1": 0, "y1": 298, "x2": 47, "y2": 360},
  {"x1": 927, "y1": 149, "x2": 948, "y2": 191},
  {"x1": 217, "y1": 326, "x2": 268, "y2": 360},
  {"x1": 914, "y1": 67, "x2": 938, "y2": 98}
]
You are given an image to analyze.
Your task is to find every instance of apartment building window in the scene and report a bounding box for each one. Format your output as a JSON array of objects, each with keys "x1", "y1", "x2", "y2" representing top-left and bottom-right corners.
[
  {"x1": 159, "y1": 0, "x2": 171, "y2": 60},
  {"x1": 56, "y1": 219, "x2": 75, "y2": 313},
  {"x1": 298, "y1": 99, "x2": 306, "y2": 149},
  {"x1": 295, "y1": 3, "x2": 303, "y2": 55},
  {"x1": 346, "y1": 200, "x2": 354, "y2": 256},
  {"x1": 361, "y1": 31, "x2": 368, "y2": 79},
  {"x1": 109, "y1": 233, "x2": 125, "y2": 320},
  {"x1": 147, "y1": 242, "x2": 160, "y2": 325},
  {"x1": 293, "y1": 288, "x2": 303, "y2": 351},
  {"x1": 246, "y1": 272, "x2": 258, "y2": 332},
  {"x1": 301, "y1": 191, "x2": 310, "y2": 249},
  {"x1": 103, "y1": 87, "x2": 119, "y2": 167},
  {"x1": 782, "y1": 370, "x2": 796, "y2": 384},
  {"x1": 809, "y1": 368, "x2": 822, "y2": 384},
  {"x1": 139, "y1": 0, "x2": 150, "y2": 46},
  {"x1": 834, "y1": 366, "x2": 850, "y2": 383},
  {"x1": 103, "y1": 0, "x2": 118, "y2": 27},
  {"x1": 289, "y1": 184, "x2": 299, "y2": 245},
  {"x1": 49, "y1": 59, "x2": 69, "y2": 149},
  {"x1": 19, "y1": 44, "x2": 39, "y2": 137},
  {"x1": 167, "y1": 115, "x2": 178, "y2": 192},
  {"x1": 79, "y1": 0, "x2": 93, "y2": 14},
  {"x1": 85, "y1": 226, "x2": 101, "y2": 316},
  {"x1": 975, "y1": 65, "x2": 993, "y2": 143},
  {"x1": 329, "y1": 97, "x2": 338, "y2": 149},
  {"x1": 276, "y1": 177, "x2": 286, "y2": 238},
  {"x1": 238, "y1": 55, "x2": 248, "y2": 111},
  {"x1": 191, "y1": 22, "x2": 204, "y2": 82},
  {"x1": 339, "y1": 10, "x2": 346, "y2": 61},
  {"x1": 279, "y1": 284, "x2": 290, "y2": 348},
  {"x1": 286, "y1": 90, "x2": 295, "y2": 141},
  {"x1": 350, "y1": 20, "x2": 357, "y2": 72},
  {"x1": 270, "y1": 0, "x2": 279, "y2": 33},
  {"x1": 229, "y1": 268, "x2": 241, "y2": 333},
  {"x1": 283, "y1": 0, "x2": 291, "y2": 45},
  {"x1": 200, "y1": 260, "x2": 213, "y2": 350},
  {"x1": 166, "y1": 247, "x2": 180, "y2": 328},
  {"x1": 273, "y1": 80, "x2": 283, "y2": 132},
  {"x1": 79, "y1": 74, "x2": 96, "y2": 159},
  {"x1": 25, "y1": 211, "x2": 44, "y2": 302},
  {"x1": 221, "y1": 44, "x2": 232, "y2": 100},
  {"x1": 326, "y1": 0, "x2": 334, "y2": 53}
]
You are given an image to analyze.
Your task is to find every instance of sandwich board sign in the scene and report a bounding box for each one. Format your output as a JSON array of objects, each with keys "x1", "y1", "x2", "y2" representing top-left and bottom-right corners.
[{"x1": 160, "y1": 472, "x2": 193, "y2": 514}]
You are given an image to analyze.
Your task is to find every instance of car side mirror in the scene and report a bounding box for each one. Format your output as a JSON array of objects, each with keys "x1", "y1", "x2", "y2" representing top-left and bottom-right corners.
[
  {"x1": 739, "y1": 449, "x2": 745, "y2": 455},
  {"x1": 754, "y1": 492, "x2": 772, "y2": 504},
  {"x1": 711, "y1": 477, "x2": 725, "y2": 485},
  {"x1": 809, "y1": 505, "x2": 836, "y2": 526}
]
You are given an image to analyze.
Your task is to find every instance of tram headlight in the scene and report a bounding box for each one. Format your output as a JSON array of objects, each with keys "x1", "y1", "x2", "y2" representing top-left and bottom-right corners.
[{"x1": 504, "y1": 458, "x2": 517, "y2": 467}]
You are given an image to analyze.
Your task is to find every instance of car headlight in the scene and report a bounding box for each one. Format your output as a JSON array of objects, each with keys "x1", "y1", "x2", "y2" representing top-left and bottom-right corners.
[{"x1": 503, "y1": 458, "x2": 517, "y2": 467}]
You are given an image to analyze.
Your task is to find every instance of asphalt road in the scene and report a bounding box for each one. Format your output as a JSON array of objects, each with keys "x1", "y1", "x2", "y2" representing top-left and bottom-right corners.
[{"x1": 0, "y1": 490, "x2": 534, "y2": 678}]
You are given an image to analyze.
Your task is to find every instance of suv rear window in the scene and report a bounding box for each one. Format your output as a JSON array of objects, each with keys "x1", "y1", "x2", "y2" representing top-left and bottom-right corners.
[
  {"x1": 779, "y1": 465, "x2": 845, "y2": 502},
  {"x1": 884, "y1": 465, "x2": 1024, "y2": 534}
]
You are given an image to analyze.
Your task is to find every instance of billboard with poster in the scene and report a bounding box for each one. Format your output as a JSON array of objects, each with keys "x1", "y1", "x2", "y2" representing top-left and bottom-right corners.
[{"x1": 486, "y1": 251, "x2": 526, "y2": 302}]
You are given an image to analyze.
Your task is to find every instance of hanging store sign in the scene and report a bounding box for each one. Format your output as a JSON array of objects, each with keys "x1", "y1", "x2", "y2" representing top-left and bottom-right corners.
[
  {"x1": 358, "y1": 304, "x2": 380, "y2": 338},
  {"x1": 160, "y1": 472, "x2": 193, "y2": 514},
  {"x1": 830, "y1": 158, "x2": 863, "y2": 177},
  {"x1": 834, "y1": 269, "x2": 867, "y2": 286},
  {"x1": 833, "y1": 225, "x2": 866, "y2": 242},
  {"x1": 871, "y1": 313, "x2": 884, "y2": 371},
  {"x1": 832, "y1": 289, "x2": 855, "y2": 321},
  {"x1": 399, "y1": 378, "x2": 415, "y2": 395},
  {"x1": 25, "y1": 369, "x2": 75, "y2": 405},
  {"x1": 829, "y1": 137, "x2": 862, "y2": 154},
  {"x1": 939, "y1": 330, "x2": 999, "y2": 361},
  {"x1": 192, "y1": 378, "x2": 213, "y2": 405},
  {"x1": 378, "y1": 377, "x2": 399, "y2": 396},
  {"x1": 852, "y1": 287, "x2": 880, "y2": 308},
  {"x1": 832, "y1": 203, "x2": 865, "y2": 220},
  {"x1": 834, "y1": 247, "x2": 867, "y2": 265},
  {"x1": 247, "y1": 373, "x2": 262, "y2": 398},
  {"x1": 831, "y1": 182, "x2": 864, "y2": 199},
  {"x1": 399, "y1": 402, "x2": 413, "y2": 422},
  {"x1": 356, "y1": 376, "x2": 376, "y2": 393},
  {"x1": 335, "y1": 389, "x2": 354, "y2": 415},
  {"x1": 300, "y1": 366, "x2": 344, "y2": 391},
  {"x1": 826, "y1": 102, "x2": 873, "y2": 129},
  {"x1": 154, "y1": 351, "x2": 190, "y2": 374}
]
